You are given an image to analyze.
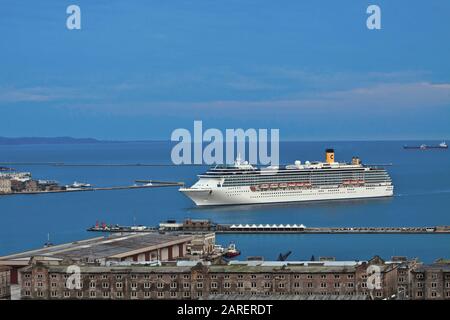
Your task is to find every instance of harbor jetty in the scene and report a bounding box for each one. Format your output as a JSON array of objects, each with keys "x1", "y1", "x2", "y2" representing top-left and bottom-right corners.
[{"x1": 87, "y1": 219, "x2": 450, "y2": 235}]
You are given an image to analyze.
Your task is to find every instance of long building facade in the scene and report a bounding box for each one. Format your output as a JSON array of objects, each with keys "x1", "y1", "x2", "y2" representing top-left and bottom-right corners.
[{"x1": 19, "y1": 256, "x2": 404, "y2": 300}]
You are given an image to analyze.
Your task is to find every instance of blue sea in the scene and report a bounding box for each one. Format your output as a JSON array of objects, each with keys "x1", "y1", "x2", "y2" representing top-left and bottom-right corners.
[{"x1": 0, "y1": 141, "x2": 449, "y2": 262}]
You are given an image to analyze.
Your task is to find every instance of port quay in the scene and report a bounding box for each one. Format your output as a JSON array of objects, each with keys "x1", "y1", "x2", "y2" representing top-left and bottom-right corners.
[{"x1": 88, "y1": 219, "x2": 450, "y2": 235}]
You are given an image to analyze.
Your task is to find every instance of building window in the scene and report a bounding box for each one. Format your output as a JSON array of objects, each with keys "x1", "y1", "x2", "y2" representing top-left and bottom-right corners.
[
  {"x1": 348, "y1": 274, "x2": 354, "y2": 279},
  {"x1": 183, "y1": 275, "x2": 190, "y2": 279},
  {"x1": 90, "y1": 281, "x2": 96, "y2": 288},
  {"x1": 264, "y1": 282, "x2": 271, "y2": 288},
  {"x1": 224, "y1": 282, "x2": 231, "y2": 288},
  {"x1": 211, "y1": 282, "x2": 218, "y2": 289},
  {"x1": 279, "y1": 283, "x2": 285, "y2": 288},
  {"x1": 171, "y1": 275, "x2": 177, "y2": 279},
  {"x1": 90, "y1": 291, "x2": 96, "y2": 298},
  {"x1": 334, "y1": 275, "x2": 340, "y2": 279},
  {"x1": 116, "y1": 292, "x2": 123, "y2": 298},
  {"x1": 51, "y1": 282, "x2": 57, "y2": 287},
  {"x1": 307, "y1": 283, "x2": 313, "y2": 288},
  {"x1": 102, "y1": 275, "x2": 108, "y2": 280},
  {"x1": 334, "y1": 283, "x2": 340, "y2": 288},
  {"x1": 294, "y1": 282, "x2": 300, "y2": 288},
  {"x1": 197, "y1": 292, "x2": 203, "y2": 297},
  {"x1": 24, "y1": 290, "x2": 31, "y2": 296},
  {"x1": 251, "y1": 282, "x2": 257, "y2": 288},
  {"x1": 116, "y1": 282, "x2": 123, "y2": 289},
  {"x1": 89, "y1": 275, "x2": 95, "y2": 280},
  {"x1": 51, "y1": 274, "x2": 57, "y2": 279},
  {"x1": 264, "y1": 275, "x2": 271, "y2": 279},
  {"x1": 197, "y1": 282, "x2": 203, "y2": 289},
  {"x1": 103, "y1": 292, "x2": 109, "y2": 298},
  {"x1": 131, "y1": 275, "x2": 137, "y2": 280},
  {"x1": 347, "y1": 283, "x2": 354, "y2": 288},
  {"x1": 211, "y1": 275, "x2": 217, "y2": 279},
  {"x1": 237, "y1": 282, "x2": 243, "y2": 288},
  {"x1": 102, "y1": 282, "x2": 109, "y2": 289},
  {"x1": 157, "y1": 275, "x2": 163, "y2": 279},
  {"x1": 144, "y1": 282, "x2": 150, "y2": 289},
  {"x1": 307, "y1": 275, "x2": 313, "y2": 279},
  {"x1": 183, "y1": 292, "x2": 190, "y2": 298},
  {"x1": 431, "y1": 282, "x2": 437, "y2": 288},
  {"x1": 131, "y1": 282, "x2": 138, "y2": 289},
  {"x1": 157, "y1": 292, "x2": 164, "y2": 298},
  {"x1": 251, "y1": 275, "x2": 256, "y2": 279},
  {"x1": 144, "y1": 292, "x2": 151, "y2": 298},
  {"x1": 131, "y1": 292, "x2": 138, "y2": 298},
  {"x1": 170, "y1": 282, "x2": 177, "y2": 289},
  {"x1": 116, "y1": 275, "x2": 122, "y2": 280},
  {"x1": 237, "y1": 275, "x2": 243, "y2": 279},
  {"x1": 321, "y1": 283, "x2": 327, "y2": 288},
  {"x1": 183, "y1": 283, "x2": 190, "y2": 289},
  {"x1": 157, "y1": 282, "x2": 164, "y2": 289},
  {"x1": 321, "y1": 275, "x2": 327, "y2": 279},
  {"x1": 51, "y1": 291, "x2": 57, "y2": 297},
  {"x1": 431, "y1": 291, "x2": 437, "y2": 297},
  {"x1": 417, "y1": 291, "x2": 423, "y2": 297},
  {"x1": 77, "y1": 292, "x2": 83, "y2": 298},
  {"x1": 170, "y1": 292, "x2": 177, "y2": 298}
]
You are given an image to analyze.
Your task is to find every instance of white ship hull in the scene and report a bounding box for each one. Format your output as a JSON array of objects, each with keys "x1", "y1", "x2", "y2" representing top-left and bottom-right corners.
[{"x1": 180, "y1": 185, "x2": 393, "y2": 206}]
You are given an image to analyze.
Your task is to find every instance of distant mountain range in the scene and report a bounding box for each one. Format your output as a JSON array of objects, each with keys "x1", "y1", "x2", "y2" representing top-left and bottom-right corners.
[{"x1": 0, "y1": 136, "x2": 103, "y2": 145}]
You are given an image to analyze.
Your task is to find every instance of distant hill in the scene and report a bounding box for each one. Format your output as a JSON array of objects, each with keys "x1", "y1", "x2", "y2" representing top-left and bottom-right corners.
[{"x1": 0, "y1": 136, "x2": 103, "y2": 145}]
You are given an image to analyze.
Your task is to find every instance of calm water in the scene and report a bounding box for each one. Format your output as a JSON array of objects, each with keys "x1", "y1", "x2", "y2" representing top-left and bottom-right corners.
[{"x1": 0, "y1": 141, "x2": 449, "y2": 262}]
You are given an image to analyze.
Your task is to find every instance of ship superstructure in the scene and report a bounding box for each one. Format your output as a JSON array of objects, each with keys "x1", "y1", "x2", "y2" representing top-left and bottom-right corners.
[{"x1": 179, "y1": 149, "x2": 393, "y2": 206}]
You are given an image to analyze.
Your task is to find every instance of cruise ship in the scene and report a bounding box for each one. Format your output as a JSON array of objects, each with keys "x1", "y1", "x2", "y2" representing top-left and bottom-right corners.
[{"x1": 179, "y1": 149, "x2": 393, "y2": 206}]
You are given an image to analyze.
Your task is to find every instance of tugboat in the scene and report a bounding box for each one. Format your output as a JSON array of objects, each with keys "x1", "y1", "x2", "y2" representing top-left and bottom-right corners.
[{"x1": 223, "y1": 242, "x2": 240, "y2": 258}]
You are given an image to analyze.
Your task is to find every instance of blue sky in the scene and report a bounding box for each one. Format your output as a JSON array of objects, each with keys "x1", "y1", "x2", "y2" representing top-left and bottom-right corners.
[{"x1": 0, "y1": 0, "x2": 449, "y2": 140}]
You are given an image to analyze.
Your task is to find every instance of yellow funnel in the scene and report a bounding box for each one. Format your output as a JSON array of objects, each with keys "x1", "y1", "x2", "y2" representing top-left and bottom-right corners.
[{"x1": 326, "y1": 149, "x2": 335, "y2": 164}]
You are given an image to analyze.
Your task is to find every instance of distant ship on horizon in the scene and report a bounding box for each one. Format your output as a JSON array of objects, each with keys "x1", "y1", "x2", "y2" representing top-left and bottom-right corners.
[{"x1": 403, "y1": 141, "x2": 448, "y2": 150}]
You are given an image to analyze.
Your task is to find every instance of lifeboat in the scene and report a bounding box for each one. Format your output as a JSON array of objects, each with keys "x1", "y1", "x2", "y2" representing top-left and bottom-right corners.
[
  {"x1": 288, "y1": 182, "x2": 297, "y2": 188},
  {"x1": 270, "y1": 183, "x2": 279, "y2": 189},
  {"x1": 250, "y1": 186, "x2": 256, "y2": 192},
  {"x1": 279, "y1": 183, "x2": 288, "y2": 188},
  {"x1": 296, "y1": 182, "x2": 304, "y2": 187},
  {"x1": 260, "y1": 184, "x2": 269, "y2": 189}
]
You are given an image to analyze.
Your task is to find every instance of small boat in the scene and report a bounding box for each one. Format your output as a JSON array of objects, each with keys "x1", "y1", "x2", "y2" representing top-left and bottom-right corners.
[
  {"x1": 269, "y1": 183, "x2": 278, "y2": 189},
  {"x1": 260, "y1": 184, "x2": 269, "y2": 189},
  {"x1": 279, "y1": 183, "x2": 288, "y2": 188},
  {"x1": 288, "y1": 182, "x2": 297, "y2": 187},
  {"x1": 70, "y1": 181, "x2": 92, "y2": 188},
  {"x1": 223, "y1": 242, "x2": 240, "y2": 258}
]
